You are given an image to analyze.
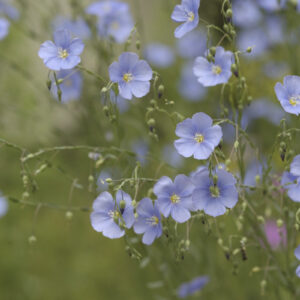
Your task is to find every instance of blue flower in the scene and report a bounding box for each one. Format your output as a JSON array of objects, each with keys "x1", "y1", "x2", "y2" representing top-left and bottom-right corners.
[
  {"x1": 171, "y1": 0, "x2": 200, "y2": 38},
  {"x1": 96, "y1": 170, "x2": 111, "y2": 191},
  {"x1": 109, "y1": 52, "x2": 153, "y2": 100},
  {"x1": 51, "y1": 69, "x2": 82, "y2": 102},
  {"x1": 52, "y1": 16, "x2": 91, "y2": 40},
  {"x1": 86, "y1": 1, "x2": 133, "y2": 43},
  {"x1": 143, "y1": 43, "x2": 175, "y2": 68},
  {"x1": 281, "y1": 155, "x2": 300, "y2": 202},
  {"x1": 298, "y1": 0, "x2": 300, "y2": 12},
  {"x1": 174, "y1": 112, "x2": 222, "y2": 160},
  {"x1": 0, "y1": 17, "x2": 9, "y2": 40},
  {"x1": 192, "y1": 168, "x2": 238, "y2": 217},
  {"x1": 177, "y1": 29, "x2": 206, "y2": 59},
  {"x1": 132, "y1": 139, "x2": 149, "y2": 165},
  {"x1": 179, "y1": 62, "x2": 207, "y2": 102},
  {"x1": 153, "y1": 175, "x2": 194, "y2": 223},
  {"x1": 90, "y1": 190, "x2": 135, "y2": 239},
  {"x1": 0, "y1": 1, "x2": 19, "y2": 20},
  {"x1": 275, "y1": 76, "x2": 300, "y2": 116},
  {"x1": 242, "y1": 99, "x2": 286, "y2": 127},
  {"x1": 177, "y1": 276, "x2": 209, "y2": 298},
  {"x1": 232, "y1": 0, "x2": 261, "y2": 28},
  {"x1": 0, "y1": 193, "x2": 8, "y2": 218},
  {"x1": 108, "y1": 90, "x2": 129, "y2": 113},
  {"x1": 237, "y1": 28, "x2": 269, "y2": 59},
  {"x1": 133, "y1": 198, "x2": 162, "y2": 245},
  {"x1": 38, "y1": 29, "x2": 84, "y2": 71},
  {"x1": 193, "y1": 47, "x2": 233, "y2": 87},
  {"x1": 258, "y1": 0, "x2": 285, "y2": 12},
  {"x1": 294, "y1": 244, "x2": 300, "y2": 277},
  {"x1": 162, "y1": 144, "x2": 183, "y2": 168}
]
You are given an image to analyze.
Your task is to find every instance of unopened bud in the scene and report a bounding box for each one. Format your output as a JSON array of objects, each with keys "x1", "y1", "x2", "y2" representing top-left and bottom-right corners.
[
  {"x1": 65, "y1": 211, "x2": 73, "y2": 220},
  {"x1": 28, "y1": 235, "x2": 37, "y2": 245},
  {"x1": 276, "y1": 219, "x2": 283, "y2": 228}
]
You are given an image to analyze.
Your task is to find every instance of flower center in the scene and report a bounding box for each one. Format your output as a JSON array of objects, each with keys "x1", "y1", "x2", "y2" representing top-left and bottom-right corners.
[
  {"x1": 109, "y1": 210, "x2": 120, "y2": 220},
  {"x1": 147, "y1": 216, "x2": 159, "y2": 226},
  {"x1": 64, "y1": 79, "x2": 72, "y2": 87},
  {"x1": 123, "y1": 73, "x2": 133, "y2": 83},
  {"x1": 58, "y1": 48, "x2": 69, "y2": 59},
  {"x1": 289, "y1": 96, "x2": 300, "y2": 106},
  {"x1": 212, "y1": 65, "x2": 222, "y2": 75},
  {"x1": 188, "y1": 11, "x2": 195, "y2": 22},
  {"x1": 111, "y1": 21, "x2": 119, "y2": 30},
  {"x1": 170, "y1": 194, "x2": 180, "y2": 203},
  {"x1": 209, "y1": 185, "x2": 220, "y2": 198},
  {"x1": 194, "y1": 133, "x2": 204, "y2": 143}
]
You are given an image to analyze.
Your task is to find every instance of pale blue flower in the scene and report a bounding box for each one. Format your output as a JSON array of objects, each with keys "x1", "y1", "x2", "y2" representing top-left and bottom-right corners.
[
  {"x1": 86, "y1": 1, "x2": 133, "y2": 43},
  {"x1": 177, "y1": 276, "x2": 209, "y2": 298},
  {"x1": 134, "y1": 198, "x2": 162, "y2": 245},
  {"x1": 38, "y1": 29, "x2": 84, "y2": 71},
  {"x1": 174, "y1": 112, "x2": 222, "y2": 160},
  {"x1": 154, "y1": 175, "x2": 194, "y2": 223},
  {"x1": 232, "y1": 0, "x2": 262, "y2": 28},
  {"x1": 192, "y1": 167, "x2": 238, "y2": 217},
  {"x1": 177, "y1": 29, "x2": 206, "y2": 59},
  {"x1": 162, "y1": 145, "x2": 183, "y2": 168},
  {"x1": 109, "y1": 90, "x2": 129, "y2": 113},
  {"x1": 275, "y1": 76, "x2": 300, "y2": 116},
  {"x1": 171, "y1": 0, "x2": 200, "y2": 38},
  {"x1": 0, "y1": 17, "x2": 9, "y2": 40},
  {"x1": 179, "y1": 62, "x2": 207, "y2": 101},
  {"x1": 281, "y1": 155, "x2": 300, "y2": 202},
  {"x1": 294, "y1": 244, "x2": 300, "y2": 277},
  {"x1": 193, "y1": 47, "x2": 233, "y2": 86},
  {"x1": 0, "y1": 194, "x2": 8, "y2": 217},
  {"x1": 52, "y1": 16, "x2": 91, "y2": 40},
  {"x1": 143, "y1": 43, "x2": 175, "y2": 68},
  {"x1": 90, "y1": 190, "x2": 135, "y2": 239},
  {"x1": 0, "y1": 1, "x2": 19, "y2": 20},
  {"x1": 51, "y1": 69, "x2": 82, "y2": 102},
  {"x1": 109, "y1": 52, "x2": 153, "y2": 100}
]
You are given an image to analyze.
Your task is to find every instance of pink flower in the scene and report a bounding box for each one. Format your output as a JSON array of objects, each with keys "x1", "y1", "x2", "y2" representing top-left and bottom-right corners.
[{"x1": 264, "y1": 220, "x2": 287, "y2": 250}]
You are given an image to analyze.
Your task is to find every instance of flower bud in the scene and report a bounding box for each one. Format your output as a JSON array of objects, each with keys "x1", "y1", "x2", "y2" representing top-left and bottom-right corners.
[
  {"x1": 28, "y1": 235, "x2": 37, "y2": 245},
  {"x1": 246, "y1": 47, "x2": 252, "y2": 53},
  {"x1": 136, "y1": 40, "x2": 141, "y2": 50},
  {"x1": 46, "y1": 79, "x2": 52, "y2": 90},
  {"x1": 147, "y1": 118, "x2": 156, "y2": 127},
  {"x1": 158, "y1": 85, "x2": 164, "y2": 98},
  {"x1": 101, "y1": 87, "x2": 108, "y2": 93},
  {"x1": 225, "y1": 9, "x2": 232, "y2": 18},
  {"x1": 276, "y1": 219, "x2": 283, "y2": 228},
  {"x1": 105, "y1": 178, "x2": 112, "y2": 183},
  {"x1": 119, "y1": 200, "x2": 126, "y2": 210},
  {"x1": 65, "y1": 211, "x2": 73, "y2": 220},
  {"x1": 210, "y1": 47, "x2": 216, "y2": 56},
  {"x1": 257, "y1": 215, "x2": 265, "y2": 224}
]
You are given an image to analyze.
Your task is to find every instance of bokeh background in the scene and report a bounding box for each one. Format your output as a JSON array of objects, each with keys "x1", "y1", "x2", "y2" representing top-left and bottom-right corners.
[{"x1": 1, "y1": 0, "x2": 300, "y2": 299}]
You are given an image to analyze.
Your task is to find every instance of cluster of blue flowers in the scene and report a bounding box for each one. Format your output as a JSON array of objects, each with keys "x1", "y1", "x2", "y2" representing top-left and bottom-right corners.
[
  {"x1": 90, "y1": 111, "x2": 238, "y2": 244},
  {"x1": 30, "y1": 0, "x2": 300, "y2": 295}
]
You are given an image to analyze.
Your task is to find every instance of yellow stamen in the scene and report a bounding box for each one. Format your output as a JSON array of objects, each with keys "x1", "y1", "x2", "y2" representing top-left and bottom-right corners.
[
  {"x1": 170, "y1": 194, "x2": 180, "y2": 203},
  {"x1": 188, "y1": 12, "x2": 195, "y2": 22},
  {"x1": 212, "y1": 65, "x2": 222, "y2": 75},
  {"x1": 194, "y1": 133, "x2": 204, "y2": 143},
  {"x1": 123, "y1": 73, "x2": 133, "y2": 83},
  {"x1": 147, "y1": 216, "x2": 159, "y2": 226},
  {"x1": 289, "y1": 97, "x2": 299, "y2": 106},
  {"x1": 58, "y1": 48, "x2": 69, "y2": 59},
  {"x1": 111, "y1": 21, "x2": 119, "y2": 30}
]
